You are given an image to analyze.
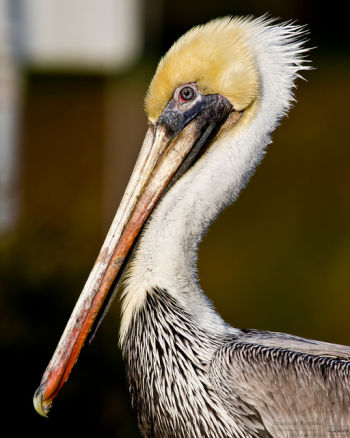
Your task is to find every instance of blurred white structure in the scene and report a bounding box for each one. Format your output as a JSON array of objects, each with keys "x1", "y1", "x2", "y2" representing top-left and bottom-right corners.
[
  {"x1": 0, "y1": 0, "x2": 142, "y2": 232},
  {"x1": 0, "y1": 0, "x2": 19, "y2": 231},
  {"x1": 21, "y1": 0, "x2": 142, "y2": 70}
]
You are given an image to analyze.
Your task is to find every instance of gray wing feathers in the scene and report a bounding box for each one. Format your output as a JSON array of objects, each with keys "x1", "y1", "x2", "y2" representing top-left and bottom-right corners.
[
  {"x1": 238, "y1": 330, "x2": 350, "y2": 359},
  {"x1": 210, "y1": 341, "x2": 350, "y2": 437}
]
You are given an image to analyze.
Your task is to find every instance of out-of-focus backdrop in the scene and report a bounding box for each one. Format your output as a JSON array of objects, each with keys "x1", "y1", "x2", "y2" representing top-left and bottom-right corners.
[{"x1": 1, "y1": 0, "x2": 349, "y2": 436}]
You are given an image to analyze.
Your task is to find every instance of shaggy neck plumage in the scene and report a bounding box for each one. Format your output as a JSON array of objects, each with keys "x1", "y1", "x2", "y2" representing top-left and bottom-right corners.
[
  {"x1": 122, "y1": 288, "x2": 240, "y2": 438},
  {"x1": 120, "y1": 18, "x2": 308, "y2": 342}
]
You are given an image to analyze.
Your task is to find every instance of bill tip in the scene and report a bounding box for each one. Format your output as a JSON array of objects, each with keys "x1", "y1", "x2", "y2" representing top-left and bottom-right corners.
[{"x1": 33, "y1": 386, "x2": 51, "y2": 418}]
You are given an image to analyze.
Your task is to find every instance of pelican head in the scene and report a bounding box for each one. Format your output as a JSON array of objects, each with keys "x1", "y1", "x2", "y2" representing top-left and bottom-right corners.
[{"x1": 34, "y1": 16, "x2": 308, "y2": 418}]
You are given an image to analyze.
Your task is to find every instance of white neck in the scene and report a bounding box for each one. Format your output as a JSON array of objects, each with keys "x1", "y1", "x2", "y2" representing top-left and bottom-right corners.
[{"x1": 120, "y1": 18, "x2": 308, "y2": 342}]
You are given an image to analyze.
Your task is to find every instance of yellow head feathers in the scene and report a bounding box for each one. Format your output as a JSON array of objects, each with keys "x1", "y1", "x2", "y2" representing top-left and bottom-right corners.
[{"x1": 145, "y1": 17, "x2": 259, "y2": 123}]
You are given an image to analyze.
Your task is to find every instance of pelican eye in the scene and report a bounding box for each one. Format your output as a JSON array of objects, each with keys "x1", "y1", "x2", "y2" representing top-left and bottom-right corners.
[{"x1": 178, "y1": 86, "x2": 196, "y2": 103}]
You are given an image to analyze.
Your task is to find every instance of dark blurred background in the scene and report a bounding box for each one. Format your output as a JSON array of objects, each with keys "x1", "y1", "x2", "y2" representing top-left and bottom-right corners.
[{"x1": 0, "y1": 0, "x2": 349, "y2": 436}]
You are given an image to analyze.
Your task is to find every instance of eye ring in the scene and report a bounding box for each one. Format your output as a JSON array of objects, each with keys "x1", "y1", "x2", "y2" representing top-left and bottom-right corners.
[{"x1": 177, "y1": 85, "x2": 197, "y2": 103}]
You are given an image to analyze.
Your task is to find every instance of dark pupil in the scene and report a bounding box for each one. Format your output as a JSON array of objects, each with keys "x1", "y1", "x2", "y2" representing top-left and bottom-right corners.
[{"x1": 180, "y1": 87, "x2": 195, "y2": 101}]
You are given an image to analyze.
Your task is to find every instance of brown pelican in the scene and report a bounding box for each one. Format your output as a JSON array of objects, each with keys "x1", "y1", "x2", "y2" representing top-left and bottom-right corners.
[{"x1": 34, "y1": 16, "x2": 350, "y2": 437}]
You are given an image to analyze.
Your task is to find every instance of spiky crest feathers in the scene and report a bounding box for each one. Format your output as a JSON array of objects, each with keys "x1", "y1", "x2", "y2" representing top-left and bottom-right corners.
[{"x1": 145, "y1": 16, "x2": 309, "y2": 123}]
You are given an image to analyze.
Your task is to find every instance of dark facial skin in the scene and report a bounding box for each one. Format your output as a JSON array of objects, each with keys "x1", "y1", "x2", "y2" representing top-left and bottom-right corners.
[{"x1": 157, "y1": 83, "x2": 233, "y2": 138}]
